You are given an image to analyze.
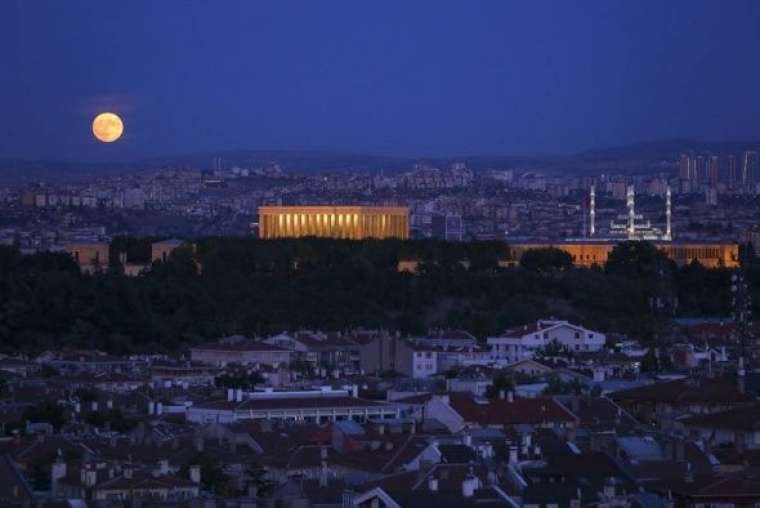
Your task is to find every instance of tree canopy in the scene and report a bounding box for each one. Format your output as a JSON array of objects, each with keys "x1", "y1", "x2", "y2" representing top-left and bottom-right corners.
[{"x1": 0, "y1": 239, "x2": 751, "y2": 354}]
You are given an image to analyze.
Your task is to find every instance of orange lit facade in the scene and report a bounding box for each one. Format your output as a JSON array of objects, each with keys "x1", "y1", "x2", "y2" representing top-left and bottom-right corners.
[
  {"x1": 510, "y1": 241, "x2": 740, "y2": 269},
  {"x1": 258, "y1": 206, "x2": 409, "y2": 240},
  {"x1": 64, "y1": 242, "x2": 110, "y2": 274}
]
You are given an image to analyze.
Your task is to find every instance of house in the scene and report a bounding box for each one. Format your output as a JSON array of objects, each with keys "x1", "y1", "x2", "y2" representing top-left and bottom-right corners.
[
  {"x1": 47, "y1": 351, "x2": 144, "y2": 375},
  {"x1": 681, "y1": 405, "x2": 760, "y2": 450},
  {"x1": 187, "y1": 386, "x2": 399, "y2": 424},
  {"x1": 190, "y1": 336, "x2": 291, "y2": 368},
  {"x1": 611, "y1": 376, "x2": 753, "y2": 424},
  {"x1": 487, "y1": 320, "x2": 606, "y2": 365},
  {"x1": 150, "y1": 360, "x2": 221, "y2": 387},
  {"x1": 396, "y1": 341, "x2": 438, "y2": 379},
  {"x1": 350, "y1": 463, "x2": 516, "y2": 508},
  {"x1": 264, "y1": 331, "x2": 362, "y2": 373},
  {"x1": 504, "y1": 358, "x2": 557, "y2": 378},
  {"x1": 357, "y1": 332, "x2": 402, "y2": 375},
  {"x1": 0, "y1": 454, "x2": 34, "y2": 506},
  {"x1": 91, "y1": 469, "x2": 200, "y2": 502},
  {"x1": 422, "y1": 392, "x2": 578, "y2": 433}
]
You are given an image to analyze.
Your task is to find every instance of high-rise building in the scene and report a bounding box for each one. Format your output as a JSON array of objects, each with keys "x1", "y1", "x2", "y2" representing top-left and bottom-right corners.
[
  {"x1": 679, "y1": 154, "x2": 691, "y2": 180},
  {"x1": 258, "y1": 206, "x2": 410, "y2": 240},
  {"x1": 727, "y1": 155, "x2": 737, "y2": 189},
  {"x1": 742, "y1": 151, "x2": 759, "y2": 187},
  {"x1": 694, "y1": 156, "x2": 706, "y2": 184},
  {"x1": 708, "y1": 155, "x2": 719, "y2": 186}
]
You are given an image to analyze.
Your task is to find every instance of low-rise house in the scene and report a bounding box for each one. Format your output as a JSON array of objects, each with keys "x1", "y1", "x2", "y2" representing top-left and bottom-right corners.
[
  {"x1": 188, "y1": 386, "x2": 399, "y2": 424},
  {"x1": 681, "y1": 404, "x2": 760, "y2": 450},
  {"x1": 611, "y1": 376, "x2": 753, "y2": 424},
  {"x1": 0, "y1": 454, "x2": 34, "y2": 506},
  {"x1": 422, "y1": 392, "x2": 578, "y2": 433},
  {"x1": 46, "y1": 351, "x2": 144, "y2": 375},
  {"x1": 150, "y1": 360, "x2": 221, "y2": 387},
  {"x1": 488, "y1": 320, "x2": 606, "y2": 365},
  {"x1": 190, "y1": 336, "x2": 291, "y2": 368},
  {"x1": 264, "y1": 331, "x2": 362, "y2": 373},
  {"x1": 351, "y1": 463, "x2": 515, "y2": 508},
  {"x1": 91, "y1": 469, "x2": 200, "y2": 502},
  {"x1": 396, "y1": 341, "x2": 438, "y2": 379}
]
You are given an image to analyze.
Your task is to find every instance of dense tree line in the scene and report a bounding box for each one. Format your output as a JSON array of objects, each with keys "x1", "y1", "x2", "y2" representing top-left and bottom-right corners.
[{"x1": 0, "y1": 238, "x2": 756, "y2": 354}]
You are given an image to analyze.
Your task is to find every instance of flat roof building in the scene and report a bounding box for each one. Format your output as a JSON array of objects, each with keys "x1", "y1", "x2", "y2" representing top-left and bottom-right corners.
[
  {"x1": 509, "y1": 241, "x2": 740, "y2": 269},
  {"x1": 258, "y1": 206, "x2": 409, "y2": 240}
]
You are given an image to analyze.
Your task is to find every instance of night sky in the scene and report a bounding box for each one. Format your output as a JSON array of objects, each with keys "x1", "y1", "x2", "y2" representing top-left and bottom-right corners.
[{"x1": 2, "y1": 1, "x2": 760, "y2": 162}]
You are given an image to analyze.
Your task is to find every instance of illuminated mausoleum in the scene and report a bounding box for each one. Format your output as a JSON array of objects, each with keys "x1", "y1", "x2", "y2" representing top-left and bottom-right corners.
[{"x1": 258, "y1": 206, "x2": 409, "y2": 240}]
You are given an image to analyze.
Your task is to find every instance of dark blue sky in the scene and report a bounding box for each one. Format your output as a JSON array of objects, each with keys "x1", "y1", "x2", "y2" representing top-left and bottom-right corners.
[{"x1": 3, "y1": 1, "x2": 760, "y2": 162}]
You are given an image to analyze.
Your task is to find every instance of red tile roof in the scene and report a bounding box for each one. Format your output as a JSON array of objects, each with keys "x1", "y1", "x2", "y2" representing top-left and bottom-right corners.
[{"x1": 448, "y1": 393, "x2": 577, "y2": 426}]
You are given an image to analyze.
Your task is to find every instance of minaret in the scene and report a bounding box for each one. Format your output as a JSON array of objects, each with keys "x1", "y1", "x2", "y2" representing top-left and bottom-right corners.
[
  {"x1": 589, "y1": 185, "x2": 596, "y2": 237},
  {"x1": 665, "y1": 186, "x2": 672, "y2": 241},
  {"x1": 626, "y1": 185, "x2": 636, "y2": 240}
]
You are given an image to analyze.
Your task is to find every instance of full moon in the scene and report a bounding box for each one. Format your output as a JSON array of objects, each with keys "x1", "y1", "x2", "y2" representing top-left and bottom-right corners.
[{"x1": 92, "y1": 112, "x2": 124, "y2": 143}]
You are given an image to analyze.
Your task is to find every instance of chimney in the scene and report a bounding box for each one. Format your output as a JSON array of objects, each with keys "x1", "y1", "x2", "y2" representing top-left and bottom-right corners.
[
  {"x1": 147, "y1": 401, "x2": 155, "y2": 415},
  {"x1": 80, "y1": 465, "x2": 97, "y2": 488},
  {"x1": 227, "y1": 388, "x2": 235, "y2": 402},
  {"x1": 51, "y1": 458, "x2": 67, "y2": 493},
  {"x1": 665, "y1": 186, "x2": 672, "y2": 240},
  {"x1": 675, "y1": 439, "x2": 685, "y2": 462},
  {"x1": 509, "y1": 445, "x2": 519, "y2": 464},
  {"x1": 462, "y1": 474, "x2": 476, "y2": 498},
  {"x1": 156, "y1": 402, "x2": 163, "y2": 416},
  {"x1": 507, "y1": 391, "x2": 514, "y2": 403},
  {"x1": 189, "y1": 465, "x2": 201, "y2": 484},
  {"x1": 428, "y1": 476, "x2": 439, "y2": 492},
  {"x1": 235, "y1": 388, "x2": 243, "y2": 402},
  {"x1": 684, "y1": 463, "x2": 694, "y2": 484},
  {"x1": 319, "y1": 460, "x2": 328, "y2": 488},
  {"x1": 498, "y1": 390, "x2": 505, "y2": 400},
  {"x1": 589, "y1": 185, "x2": 596, "y2": 237},
  {"x1": 351, "y1": 385, "x2": 359, "y2": 398}
]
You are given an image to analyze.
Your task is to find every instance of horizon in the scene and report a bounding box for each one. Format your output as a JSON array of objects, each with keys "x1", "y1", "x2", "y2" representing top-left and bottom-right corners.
[{"x1": 3, "y1": 136, "x2": 760, "y2": 167}]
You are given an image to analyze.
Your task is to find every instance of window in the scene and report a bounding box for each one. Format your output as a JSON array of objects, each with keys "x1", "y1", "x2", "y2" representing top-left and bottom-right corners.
[{"x1": 574, "y1": 332, "x2": 580, "y2": 339}]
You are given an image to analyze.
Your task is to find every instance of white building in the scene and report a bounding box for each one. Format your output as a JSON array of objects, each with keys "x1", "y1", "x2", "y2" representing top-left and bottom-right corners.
[{"x1": 487, "y1": 320, "x2": 606, "y2": 365}]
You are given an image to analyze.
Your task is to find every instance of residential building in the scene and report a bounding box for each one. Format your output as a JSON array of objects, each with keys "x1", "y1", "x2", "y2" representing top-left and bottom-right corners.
[{"x1": 487, "y1": 320, "x2": 606, "y2": 365}]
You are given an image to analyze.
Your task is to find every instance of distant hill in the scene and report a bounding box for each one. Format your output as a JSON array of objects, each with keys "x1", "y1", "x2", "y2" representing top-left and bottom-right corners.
[
  {"x1": 2, "y1": 139, "x2": 759, "y2": 183},
  {"x1": 546, "y1": 138, "x2": 760, "y2": 177}
]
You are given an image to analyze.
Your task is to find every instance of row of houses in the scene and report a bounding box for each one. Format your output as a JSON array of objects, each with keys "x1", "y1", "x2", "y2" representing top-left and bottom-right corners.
[{"x1": 188, "y1": 320, "x2": 607, "y2": 379}]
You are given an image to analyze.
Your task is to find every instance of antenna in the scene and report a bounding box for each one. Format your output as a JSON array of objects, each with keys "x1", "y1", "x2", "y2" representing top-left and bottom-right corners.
[
  {"x1": 626, "y1": 185, "x2": 636, "y2": 240},
  {"x1": 665, "y1": 186, "x2": 672, "y2": 241},
  {"x1": 590, "y1": 185, "x2": 596, "y2": 237}
]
